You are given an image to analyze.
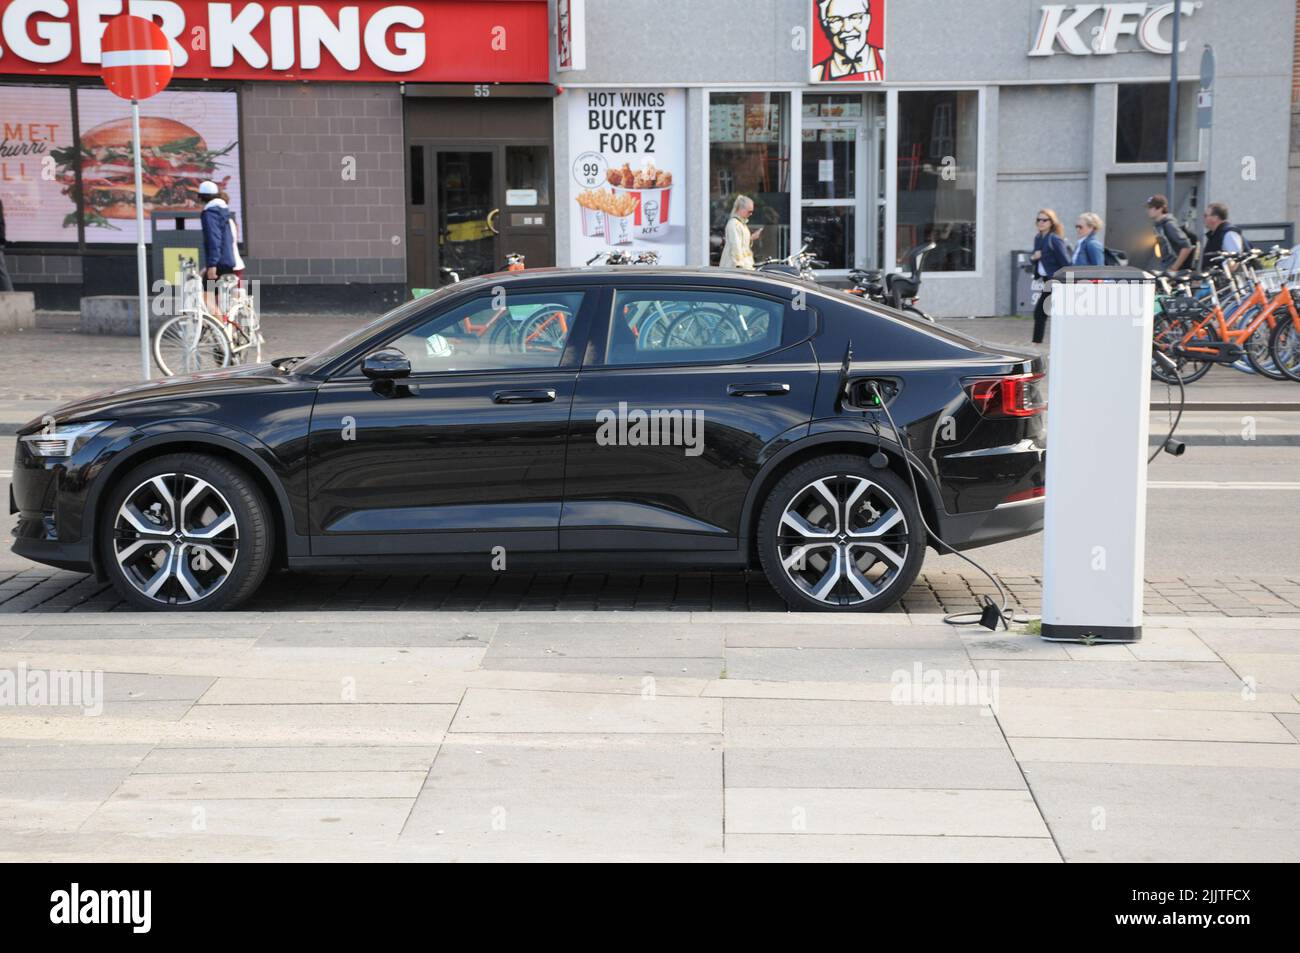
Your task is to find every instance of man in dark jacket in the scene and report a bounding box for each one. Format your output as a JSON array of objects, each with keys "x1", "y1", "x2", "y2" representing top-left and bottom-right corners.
[
  {"x1": 1200, "y1": 202, "x2": 1247, "y2": 269},
  {"x1": 198, "y1": 180, "x2": 235, "y2": 281}
]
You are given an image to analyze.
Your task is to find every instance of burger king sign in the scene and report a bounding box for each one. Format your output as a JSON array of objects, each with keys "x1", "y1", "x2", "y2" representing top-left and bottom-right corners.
[{"x1": 0, "y1": 0, "x2": 549, "y2": 83}]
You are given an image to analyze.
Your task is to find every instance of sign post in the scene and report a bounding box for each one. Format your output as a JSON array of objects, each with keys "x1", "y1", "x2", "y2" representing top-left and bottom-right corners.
[
  {"x1": 1198, "y1": 45, "x2": 1216, "y2": 242},
  {"x1": 99, "y1": 15, "x2": 174, "y2": 380}
]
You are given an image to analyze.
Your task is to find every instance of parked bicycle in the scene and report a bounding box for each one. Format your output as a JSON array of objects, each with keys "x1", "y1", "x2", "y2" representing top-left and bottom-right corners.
[
  {"x1": 153, "y1": 257, "x2": 263, "y2": 377},
  {"x1": 1150, "y1": 247, "x2": 1298, "y2": 384},
  {"x1": 756, "y1": 243, "x2": 826, "y2": 282},
  {"x1": 586, "y1": 250, "x2": 660, "y2": 266}
]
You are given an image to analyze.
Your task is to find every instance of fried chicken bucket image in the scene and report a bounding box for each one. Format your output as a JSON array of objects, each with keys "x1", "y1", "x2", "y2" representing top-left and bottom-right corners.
[{"x1": 605, "y1": 160, "x2": 672, "y2": 237}]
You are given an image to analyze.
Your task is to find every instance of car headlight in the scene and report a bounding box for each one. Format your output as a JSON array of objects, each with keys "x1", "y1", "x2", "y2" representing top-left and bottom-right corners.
[{"x1": 19, "y1": 420, "x2": 113, "y2": 458}]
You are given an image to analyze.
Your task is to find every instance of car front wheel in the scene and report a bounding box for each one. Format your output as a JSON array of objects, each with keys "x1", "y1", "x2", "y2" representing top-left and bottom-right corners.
[
  {"x1": 100, "y1": 453, "x2": 274, "y2": 611},
  {"x1": 757, "y1": 455, "x2": 926, "y2": 612}
]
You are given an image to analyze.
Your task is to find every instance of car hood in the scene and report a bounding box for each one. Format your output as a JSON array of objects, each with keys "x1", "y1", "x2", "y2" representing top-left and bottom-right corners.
[{"x1": 24, "y1": 362, "x2": 313, "y2": 431}]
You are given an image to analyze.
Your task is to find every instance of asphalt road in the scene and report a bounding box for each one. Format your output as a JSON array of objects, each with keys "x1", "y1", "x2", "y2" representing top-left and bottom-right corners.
[{"x1": 4, "y1": 437, "x2": 1296, "y2": 582}]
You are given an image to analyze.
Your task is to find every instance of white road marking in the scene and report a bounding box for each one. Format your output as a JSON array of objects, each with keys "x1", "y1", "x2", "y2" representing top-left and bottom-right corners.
[
  {"x1": 0, "y1": 470, "x2": 10, "y2": 478},
  {"x1": 1148, "y1": 481, "x2": 1300, "y2": 490}
]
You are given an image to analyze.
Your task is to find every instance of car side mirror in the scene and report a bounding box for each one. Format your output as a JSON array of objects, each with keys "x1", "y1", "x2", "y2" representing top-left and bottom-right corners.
[{"x1": 361, "y1": 348, "x2": 411, "y2": 381}]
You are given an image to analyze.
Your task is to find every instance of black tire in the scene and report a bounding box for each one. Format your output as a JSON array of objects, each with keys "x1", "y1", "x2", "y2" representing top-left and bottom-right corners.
[
  {"x1": 757, "y1": 455, "x2": 926, "y2": 612},
  {"x1": 1270, "y1": 316, "x2": 1300, "y2": 383},
  {"x1": 99, "y1": 453, "x2": 274, "y2": 611},
  {"x1": 1152, "y1": 312, "x2": 1215, "y2": 385},
  {"x1": 1244, "y1": 316, "x2": 1288, "y2": 380}
]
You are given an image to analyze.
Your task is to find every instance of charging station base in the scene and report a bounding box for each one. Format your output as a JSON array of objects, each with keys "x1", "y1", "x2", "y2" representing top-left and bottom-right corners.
[{"x1": 1041, "y1": 623, "x2": 1142, "y2": 644}]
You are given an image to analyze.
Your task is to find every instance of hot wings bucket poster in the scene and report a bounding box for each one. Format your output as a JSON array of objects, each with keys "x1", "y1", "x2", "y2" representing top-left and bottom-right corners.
[{"x1": 568, "y1": 88, "x2": 685, "y2": 264}]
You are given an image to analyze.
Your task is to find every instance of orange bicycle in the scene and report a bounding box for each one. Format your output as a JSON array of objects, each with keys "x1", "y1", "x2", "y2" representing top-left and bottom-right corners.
[{"x1": 1152, "y1": 250, "x2": 1296, "y2": 384}]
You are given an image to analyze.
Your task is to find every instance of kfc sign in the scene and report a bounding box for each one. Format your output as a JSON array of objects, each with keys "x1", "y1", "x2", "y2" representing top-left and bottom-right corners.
[
  {"x1": 1029, "y1": 3, "x2": 1194, "y2": 56},
  {"x1": 811, "y1": 0, "x2": 885, "y2": 83},
  {"x1": 0, "y1": 0, "x2": 549, "y2": 82}
]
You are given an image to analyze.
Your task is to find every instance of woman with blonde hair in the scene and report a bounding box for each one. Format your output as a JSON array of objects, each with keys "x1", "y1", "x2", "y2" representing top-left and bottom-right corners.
[
  {"x1": 1072, "y1": 211, "x2": 1105, "y2": 266},
  {"x1": 1030, "y1": 208, "x2": 1069, "y2": 344}
]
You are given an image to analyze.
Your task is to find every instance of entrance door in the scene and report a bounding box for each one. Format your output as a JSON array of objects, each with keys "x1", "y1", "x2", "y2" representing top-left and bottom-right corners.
[
  {"x1": 404, "y1": 95, "x2": 556, "y2": 291},
  {"x1": 434, "y1": 148, "x2": 498, "y2": 284},
  {"x1": 799, "y1": 92, "x2": 885, "y2": 274}
]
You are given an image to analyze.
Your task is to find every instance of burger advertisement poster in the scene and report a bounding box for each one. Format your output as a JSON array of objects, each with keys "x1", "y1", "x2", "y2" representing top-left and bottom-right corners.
[
  {"x1": 58, "y1": 88, "x2": 242, "y2": 244},
  {"x1": 0, "y1": 86, "x2": 76, "y2": 244},
  {"x1": 568, "y1": 88, "x2": 685, "y2": 265}
]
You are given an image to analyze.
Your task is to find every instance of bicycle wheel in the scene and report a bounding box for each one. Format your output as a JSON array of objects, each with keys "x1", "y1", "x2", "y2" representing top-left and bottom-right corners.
[
  {"x1": 1152, "y1": 312, "x2": 1215, "y2": 385},
  {"x1": 513, "y1": 305, "x2": 574, "y2": 355},
  {"x1": 1244, "y1": 316, "x2": 1288, "y2": 380},
  {"x1": 1269, "y1": 317, "x2": 1300, "y2": 382},
  {"x1": 665, "y1": 308, "x2": 744, "y2": 348},
  {"x1": 154, "y1": 314, "x2": 231, "y2": 377}
]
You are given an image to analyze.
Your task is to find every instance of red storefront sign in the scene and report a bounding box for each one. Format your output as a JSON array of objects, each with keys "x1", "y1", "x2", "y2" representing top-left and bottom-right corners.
[{"x1": 0, "y1": 0, "x2": 549, "y2": 83}]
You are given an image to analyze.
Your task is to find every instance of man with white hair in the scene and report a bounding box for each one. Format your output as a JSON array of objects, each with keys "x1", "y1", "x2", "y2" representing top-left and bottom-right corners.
[
  {"x1": 812, "y1": 0, "x2": 884, "y2": 82},
  {"x1": 720, "y1": 195, "x2": 758, "y2": 269}
]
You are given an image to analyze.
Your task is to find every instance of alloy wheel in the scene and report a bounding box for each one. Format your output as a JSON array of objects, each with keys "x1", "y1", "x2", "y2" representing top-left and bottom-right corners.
[
  {"x1": 776, "y1": 474, "x2": 911, "y2": 606},
  {"x1": 112, "y1": 473, "x2": 240, "y2": 606}
]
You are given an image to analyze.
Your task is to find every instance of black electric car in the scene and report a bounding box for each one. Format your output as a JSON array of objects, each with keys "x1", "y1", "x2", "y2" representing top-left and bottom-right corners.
[{"x1": 10, "y1": 268, "x2": 1045, "y2": 612}]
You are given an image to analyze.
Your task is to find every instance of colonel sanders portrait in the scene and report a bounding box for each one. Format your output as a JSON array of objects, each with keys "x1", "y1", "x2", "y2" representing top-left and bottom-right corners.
[{"x1": 811, "y1": 0, "x2": 885, "y2": 82}]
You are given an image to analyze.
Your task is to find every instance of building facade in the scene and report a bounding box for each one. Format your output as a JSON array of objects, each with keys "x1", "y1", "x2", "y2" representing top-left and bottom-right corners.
[
  {"x1": 1, "y1": 0, "x2": 1296, "y2": 317},
  {"x1": 553, "y1": 0, "x2": 1297, "y2": 316}
]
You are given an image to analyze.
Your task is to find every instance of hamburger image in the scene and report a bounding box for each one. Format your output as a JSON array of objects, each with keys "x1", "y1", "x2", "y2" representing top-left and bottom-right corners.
[{"x1": 52, "y1": 116, "x2": 236, "y2": 230}]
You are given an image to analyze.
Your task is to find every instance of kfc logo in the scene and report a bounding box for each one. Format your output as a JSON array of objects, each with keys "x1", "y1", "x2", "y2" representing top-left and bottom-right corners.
[
  {"x1": 1028, "y1": 3, "x2": 1196, "y2": 57},
  {"x1": 810, "y1": 0, "x2": 885, "y2": 83}
]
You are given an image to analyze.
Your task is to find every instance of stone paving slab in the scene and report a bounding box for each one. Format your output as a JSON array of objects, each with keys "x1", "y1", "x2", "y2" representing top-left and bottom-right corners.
[{"x1": 0, "y1": 610, "x2": 1294, "y2": 861}]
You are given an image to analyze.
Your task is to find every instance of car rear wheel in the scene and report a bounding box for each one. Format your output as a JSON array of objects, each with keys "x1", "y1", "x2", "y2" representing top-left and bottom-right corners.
[
  {"x1": 757, "y1": 455, "x2": 926, "y2": 612},
  {"x1": 100, "y1": 453, "x2": 273, "y2": 611}
]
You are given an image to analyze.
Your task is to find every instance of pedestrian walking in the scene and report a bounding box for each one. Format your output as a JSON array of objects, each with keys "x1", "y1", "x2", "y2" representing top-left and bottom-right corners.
[
  {"x1": 0, "y1": 197, "x2": 14, "y2": 293},
  {"x1": 1029, "y1": 208, "x2": 1069, "y2": 344},
  {"x1": 1200, "y1": 201, "x2": 1249, "y2": 270},
  {"x1": 719, "y1": 194, "x2": 760, "y2": 269},
  {"x1": 1072, "y1": 212, "x2": 1105, "y2": 265},
  {"x1": 1145, "y1": 193, "x2": 1192, "y2": 273}
]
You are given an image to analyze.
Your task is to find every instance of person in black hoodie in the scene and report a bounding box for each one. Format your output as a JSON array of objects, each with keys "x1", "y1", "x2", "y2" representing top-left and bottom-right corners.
[
  {"x1": 1029, "y1": 208, "x2": 1070, "y2": 344},
  {"x1": 0, "y1": 197, "x2": 14, "y2": 292}
]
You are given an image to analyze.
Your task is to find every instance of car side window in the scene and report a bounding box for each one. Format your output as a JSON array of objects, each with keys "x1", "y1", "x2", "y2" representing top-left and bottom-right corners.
[
  {"x1": 384, "y1": 292, "x2": 583, "y2": 374},
  {"x1": 607, "y1": 290, "x2": 785, "y2": 366}
]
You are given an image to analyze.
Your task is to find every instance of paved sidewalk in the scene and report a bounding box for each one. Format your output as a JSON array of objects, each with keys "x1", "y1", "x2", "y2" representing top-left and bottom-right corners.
[
  {"x1": 0, "y1": 610, "x2": 1295, "y2": 862},
  {"x1": 3, "y1": 565, "x2": 1300, "y2": 618}
]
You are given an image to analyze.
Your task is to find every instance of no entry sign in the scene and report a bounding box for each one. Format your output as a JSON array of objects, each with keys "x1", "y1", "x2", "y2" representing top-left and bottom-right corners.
[{"x1": 100, "y1": 14, "x2": 173, "y2": 101}]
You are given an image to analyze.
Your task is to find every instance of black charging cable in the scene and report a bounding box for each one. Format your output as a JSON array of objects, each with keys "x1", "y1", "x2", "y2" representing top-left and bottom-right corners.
[
  {"x1": 1150, "y1": 350, "x2": 1187, "y2": 464},
  {"x1": 867, "y1": 380, "x2": 1017, "y2": 630}
]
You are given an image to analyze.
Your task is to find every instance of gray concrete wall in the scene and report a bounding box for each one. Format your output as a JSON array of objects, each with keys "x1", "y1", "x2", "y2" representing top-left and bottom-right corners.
[{"x1": 239, "y1": 82, "x2": 406, "y2": 286}]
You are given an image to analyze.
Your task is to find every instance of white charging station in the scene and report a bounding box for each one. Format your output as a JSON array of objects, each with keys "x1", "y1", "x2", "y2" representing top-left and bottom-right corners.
[{"x1": 1041, "y1": 267, "x2": 1155, "y2": 643}]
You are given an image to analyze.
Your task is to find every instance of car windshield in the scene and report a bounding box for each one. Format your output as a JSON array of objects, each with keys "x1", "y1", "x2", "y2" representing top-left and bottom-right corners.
[{"x1": 290, "y1": 290, "x2": 452, "y2": 375}]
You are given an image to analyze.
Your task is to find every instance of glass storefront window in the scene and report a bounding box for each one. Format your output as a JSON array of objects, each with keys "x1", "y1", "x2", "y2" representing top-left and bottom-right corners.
[
  {"x1": 897, "y1": 90, "x2": 978, "y2": 272},
  {"x1": 1116, "y1": 83, "x2": 1197, "y2": 164},
  {"x1": 505, "y1": 145, "x2": 551, "y2": 205},
  {"x1": 709, "y1": 92, "x2": 791, "y2": 265}
]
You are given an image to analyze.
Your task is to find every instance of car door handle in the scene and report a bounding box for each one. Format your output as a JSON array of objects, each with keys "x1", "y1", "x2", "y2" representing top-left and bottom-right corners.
[
  {"x1": 727, "y1": 382, "x2": 790, "y2": 397},
  {"x1": 493, "y1": 389, "x2": 557, "y2": 404}
]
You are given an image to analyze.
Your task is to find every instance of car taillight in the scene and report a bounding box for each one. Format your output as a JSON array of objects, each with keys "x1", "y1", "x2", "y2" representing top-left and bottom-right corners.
[
  {"x1": 965, "y1": 373, "x2": 1046, "y2": 417},
  {"x1": 1002, "y1": 486, "x2": 1045, "y2": 503}
]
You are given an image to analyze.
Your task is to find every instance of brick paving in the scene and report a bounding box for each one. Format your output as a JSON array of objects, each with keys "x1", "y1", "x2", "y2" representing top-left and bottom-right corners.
[{"x1": 2, "y1": 565, "x2": 1297, "y2": 616}]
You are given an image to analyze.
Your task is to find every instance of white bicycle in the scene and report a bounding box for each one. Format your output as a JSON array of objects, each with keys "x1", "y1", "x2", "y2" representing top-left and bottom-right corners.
[{"x1": 153, "y1": 258, "x2": 264, "y2": 377}]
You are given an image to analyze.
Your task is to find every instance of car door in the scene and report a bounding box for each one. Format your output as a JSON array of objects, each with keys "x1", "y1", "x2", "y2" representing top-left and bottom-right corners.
[
  {"x1": 561, "y1": 281, "x2": 819, "y2": 552},
  {"x1": 308, "y1": 287, "x2": 592, "y2": 556}
]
